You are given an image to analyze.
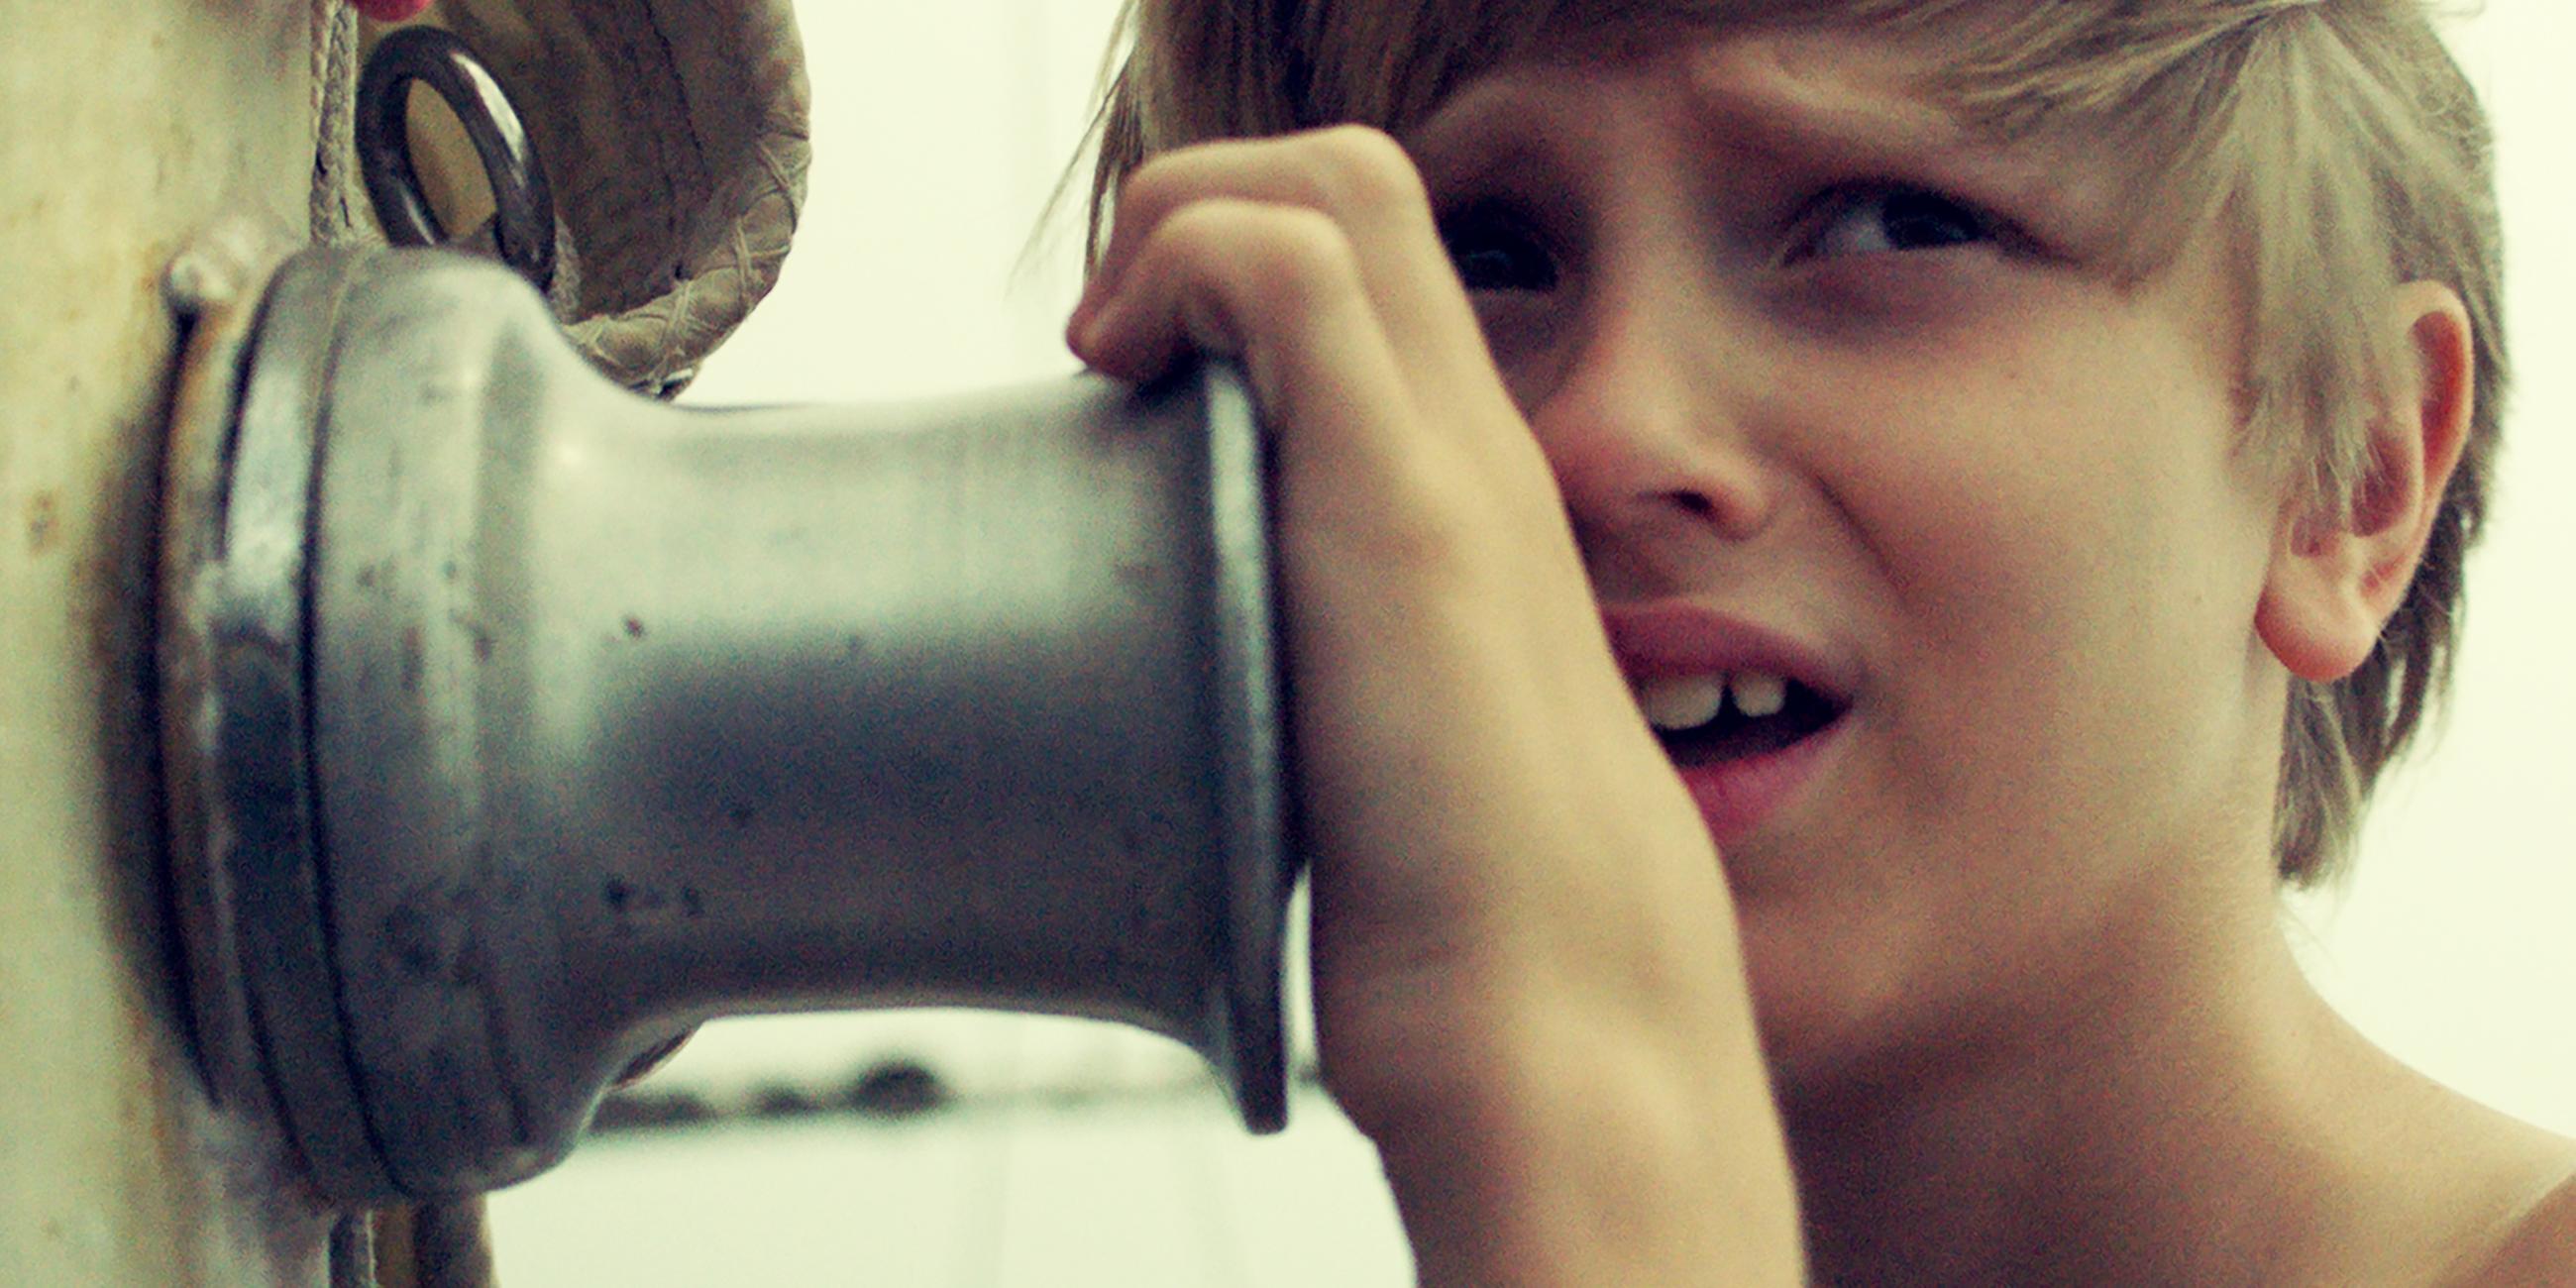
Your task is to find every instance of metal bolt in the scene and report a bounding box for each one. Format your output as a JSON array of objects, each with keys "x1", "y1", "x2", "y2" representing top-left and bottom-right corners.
[{"x1": 162, "y1": 217, "x2": 294, "y2": 318}]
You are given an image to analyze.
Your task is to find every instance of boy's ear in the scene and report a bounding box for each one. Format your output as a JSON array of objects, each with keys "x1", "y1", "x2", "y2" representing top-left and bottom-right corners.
[{"x1": 2255, "y1": 281, "x2": 2475, "y2": 684}]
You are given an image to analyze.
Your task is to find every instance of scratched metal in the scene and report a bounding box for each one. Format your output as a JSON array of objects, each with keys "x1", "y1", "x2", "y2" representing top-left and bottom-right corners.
[{"x1": 180, "y1": 246, "x2": 1295, "y2": 1204}]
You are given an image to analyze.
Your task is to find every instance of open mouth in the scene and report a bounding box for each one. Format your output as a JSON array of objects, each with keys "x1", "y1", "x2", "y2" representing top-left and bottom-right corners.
[{"x1": 1634, "y1": 672, "x2": 1846, "y2": 766}]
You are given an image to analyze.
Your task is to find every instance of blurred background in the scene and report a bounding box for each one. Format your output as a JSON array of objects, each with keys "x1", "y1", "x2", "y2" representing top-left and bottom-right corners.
[{"x1": 485, "y1": 3, "x2": 2576, "y2": 1283}]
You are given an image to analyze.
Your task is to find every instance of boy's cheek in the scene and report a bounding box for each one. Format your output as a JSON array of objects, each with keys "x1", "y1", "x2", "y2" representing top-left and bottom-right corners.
[{"x1": 1795, "y1": 415, "x2": 2097, "y2": 616}]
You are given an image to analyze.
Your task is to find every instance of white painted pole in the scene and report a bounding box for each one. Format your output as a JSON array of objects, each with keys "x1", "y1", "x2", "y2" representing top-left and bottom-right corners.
[{"x1": 1, "y1": 2, "x2": 341, "y2": 1284}]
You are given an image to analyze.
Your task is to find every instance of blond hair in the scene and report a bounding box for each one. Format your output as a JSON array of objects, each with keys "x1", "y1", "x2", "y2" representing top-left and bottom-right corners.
[{"x1": 1085, "y1": 0, "x2": 2506, "y2": 885}]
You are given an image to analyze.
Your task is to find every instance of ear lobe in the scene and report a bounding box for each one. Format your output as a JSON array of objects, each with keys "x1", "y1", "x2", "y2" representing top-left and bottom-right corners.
[{"x1": 2255, "y1": 281, "x2": 2475, "y2": 684}]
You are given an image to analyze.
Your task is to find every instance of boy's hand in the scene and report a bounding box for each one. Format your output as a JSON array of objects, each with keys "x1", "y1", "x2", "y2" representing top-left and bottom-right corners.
[{"x1": 1068, "y1": 126, "x2": 1802, "y2": 1286}]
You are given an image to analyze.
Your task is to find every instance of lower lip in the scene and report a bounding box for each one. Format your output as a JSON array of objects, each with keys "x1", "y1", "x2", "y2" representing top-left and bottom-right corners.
[{"x1": 1671, "y1": 720, "x2": 1843, "y2": 848}]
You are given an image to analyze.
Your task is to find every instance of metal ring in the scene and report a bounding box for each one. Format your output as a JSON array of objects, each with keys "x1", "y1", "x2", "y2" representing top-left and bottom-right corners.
[
  {"x1": 207, "y1": 249, "x2": 403, "y2": 1202},
  {"x1": 355, "y1": 26, "x2": 556, "y2": 289}
]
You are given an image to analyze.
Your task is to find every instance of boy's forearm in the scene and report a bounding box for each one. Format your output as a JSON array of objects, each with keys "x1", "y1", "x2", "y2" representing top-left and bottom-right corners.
[{"x1": 1350, "y1": 994, "x2": 1806, "y2": 1287}]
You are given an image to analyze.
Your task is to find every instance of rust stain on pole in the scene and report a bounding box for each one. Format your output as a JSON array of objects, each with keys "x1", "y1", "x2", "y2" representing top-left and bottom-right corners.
[{"x1": 26, "y1": 492, "x2": 59, "y2": 554}]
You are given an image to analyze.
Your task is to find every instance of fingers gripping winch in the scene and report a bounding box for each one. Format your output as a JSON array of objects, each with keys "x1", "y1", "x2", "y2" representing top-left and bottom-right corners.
[{"x1": 159, "y1": 245, "x2": 1298, "y2": 1204}]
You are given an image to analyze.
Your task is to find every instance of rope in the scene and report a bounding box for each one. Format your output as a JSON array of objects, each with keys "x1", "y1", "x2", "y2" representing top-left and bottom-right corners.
[
  {"x1": 310, "y1": 2, "x2": 361, "y2": 243},
  {"x1": 329, "y1": 1212, "x2": 376, "y2": 1288}
]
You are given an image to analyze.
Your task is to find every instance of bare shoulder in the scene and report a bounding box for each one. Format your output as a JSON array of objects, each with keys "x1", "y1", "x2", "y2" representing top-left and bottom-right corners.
[{"x1": 2453, "y1": 1166, "x2": 2576, "y2": 1287}]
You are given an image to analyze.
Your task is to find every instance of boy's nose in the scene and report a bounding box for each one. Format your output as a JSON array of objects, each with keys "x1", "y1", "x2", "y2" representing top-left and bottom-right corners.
[{"x1": 1524, "y1": 280, "x2": 1775, "y2": 548}]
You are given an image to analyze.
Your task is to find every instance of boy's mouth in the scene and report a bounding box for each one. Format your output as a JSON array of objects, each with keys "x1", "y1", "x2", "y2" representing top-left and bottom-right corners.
[{"x1": 1634, "y1": 671, "x2": 1846, "y2": 766}]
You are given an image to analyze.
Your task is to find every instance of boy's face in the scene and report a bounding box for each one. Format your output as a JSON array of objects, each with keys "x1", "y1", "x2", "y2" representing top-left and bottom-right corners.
[{"x1": 1406, "y1": 25, "x2": 2301, "y2": 1087}]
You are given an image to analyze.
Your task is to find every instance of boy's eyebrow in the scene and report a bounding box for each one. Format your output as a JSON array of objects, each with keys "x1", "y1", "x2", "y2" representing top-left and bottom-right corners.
[
  {"x1": 1405, "y1": 31, "x2": 1978, "y2": 167},
  {"x1": 1679, "y1": 34, "x2": 1980, "y2": 174},
  {"x1": 1406, "y1": 31, "x2": 2111, "y2": 247},
  {"x1": 1677, "y1": 34, "x2": 2113, "y2": 223}
]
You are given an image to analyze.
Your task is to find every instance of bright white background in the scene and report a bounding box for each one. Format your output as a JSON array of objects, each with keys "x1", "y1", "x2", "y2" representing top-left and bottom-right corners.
[{"x1": 490, "y1": 3, "x2": 2573, "y2": 1283}]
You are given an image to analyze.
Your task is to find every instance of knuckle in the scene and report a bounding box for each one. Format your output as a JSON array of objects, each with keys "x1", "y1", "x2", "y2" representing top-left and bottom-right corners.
[
  {"x1": 1300, "y1": 125, "x2": 1431, "y2": 218},
  {"x1": 1253, "y1": 210, "x2": 1366, "y2": 317},
  {"x1": 1158, "y1": 202, "x2": 1359, "y2": 306},
  {"x1": 1257, "y1": 205, "x2": 1365, "y2": 281},
  {"x1": 1118, "y1": 150, "x2": 1193, "y2": 217}
]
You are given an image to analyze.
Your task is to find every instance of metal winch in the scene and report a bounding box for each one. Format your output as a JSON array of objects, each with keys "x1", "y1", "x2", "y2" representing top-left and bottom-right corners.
[{"x1": 157, "y1": 241, "x2": 1298, "y2": 1205}]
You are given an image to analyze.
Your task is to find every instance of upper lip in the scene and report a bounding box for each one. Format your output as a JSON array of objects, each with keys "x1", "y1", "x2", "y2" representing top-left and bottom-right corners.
[{"x1": 1599, "y1": 600, "x2": 1857, "y2": 707}]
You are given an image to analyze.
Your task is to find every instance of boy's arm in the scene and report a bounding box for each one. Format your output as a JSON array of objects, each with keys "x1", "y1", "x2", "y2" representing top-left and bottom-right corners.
[
  {"x1": 1347, "y1": 968, "x2": 1803, "y2": 1287},
  {"x1": 1069, "y1": 124, "x2": 1804, "y2": 1286}
]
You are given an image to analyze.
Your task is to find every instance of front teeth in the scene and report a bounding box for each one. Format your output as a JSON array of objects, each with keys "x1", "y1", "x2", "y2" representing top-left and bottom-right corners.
[
  {"x1": 1639, "y1": 675, "x2": 1727, "y2": 731},
  {"x1": 1730, "y1": 672, "x2": 1787, "y2": 718},
  {"x1": 1637, "y1": 671, "x2": 1790, "y2": 731}
]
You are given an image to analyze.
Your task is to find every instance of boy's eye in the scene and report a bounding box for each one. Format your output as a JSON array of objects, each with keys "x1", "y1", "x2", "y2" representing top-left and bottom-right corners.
[
  {"x1": 1438, "y1": 203, "x2": 1560, "y2": 293},
  {"x1": 1791, "y1": 185, "x2": 1999, "y2": 263}
]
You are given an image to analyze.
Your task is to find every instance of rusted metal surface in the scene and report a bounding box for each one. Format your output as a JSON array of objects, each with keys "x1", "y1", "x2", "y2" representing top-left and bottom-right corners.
[{"x1": 0, "y1": 3, "x2": 338, "y2": 1284}]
